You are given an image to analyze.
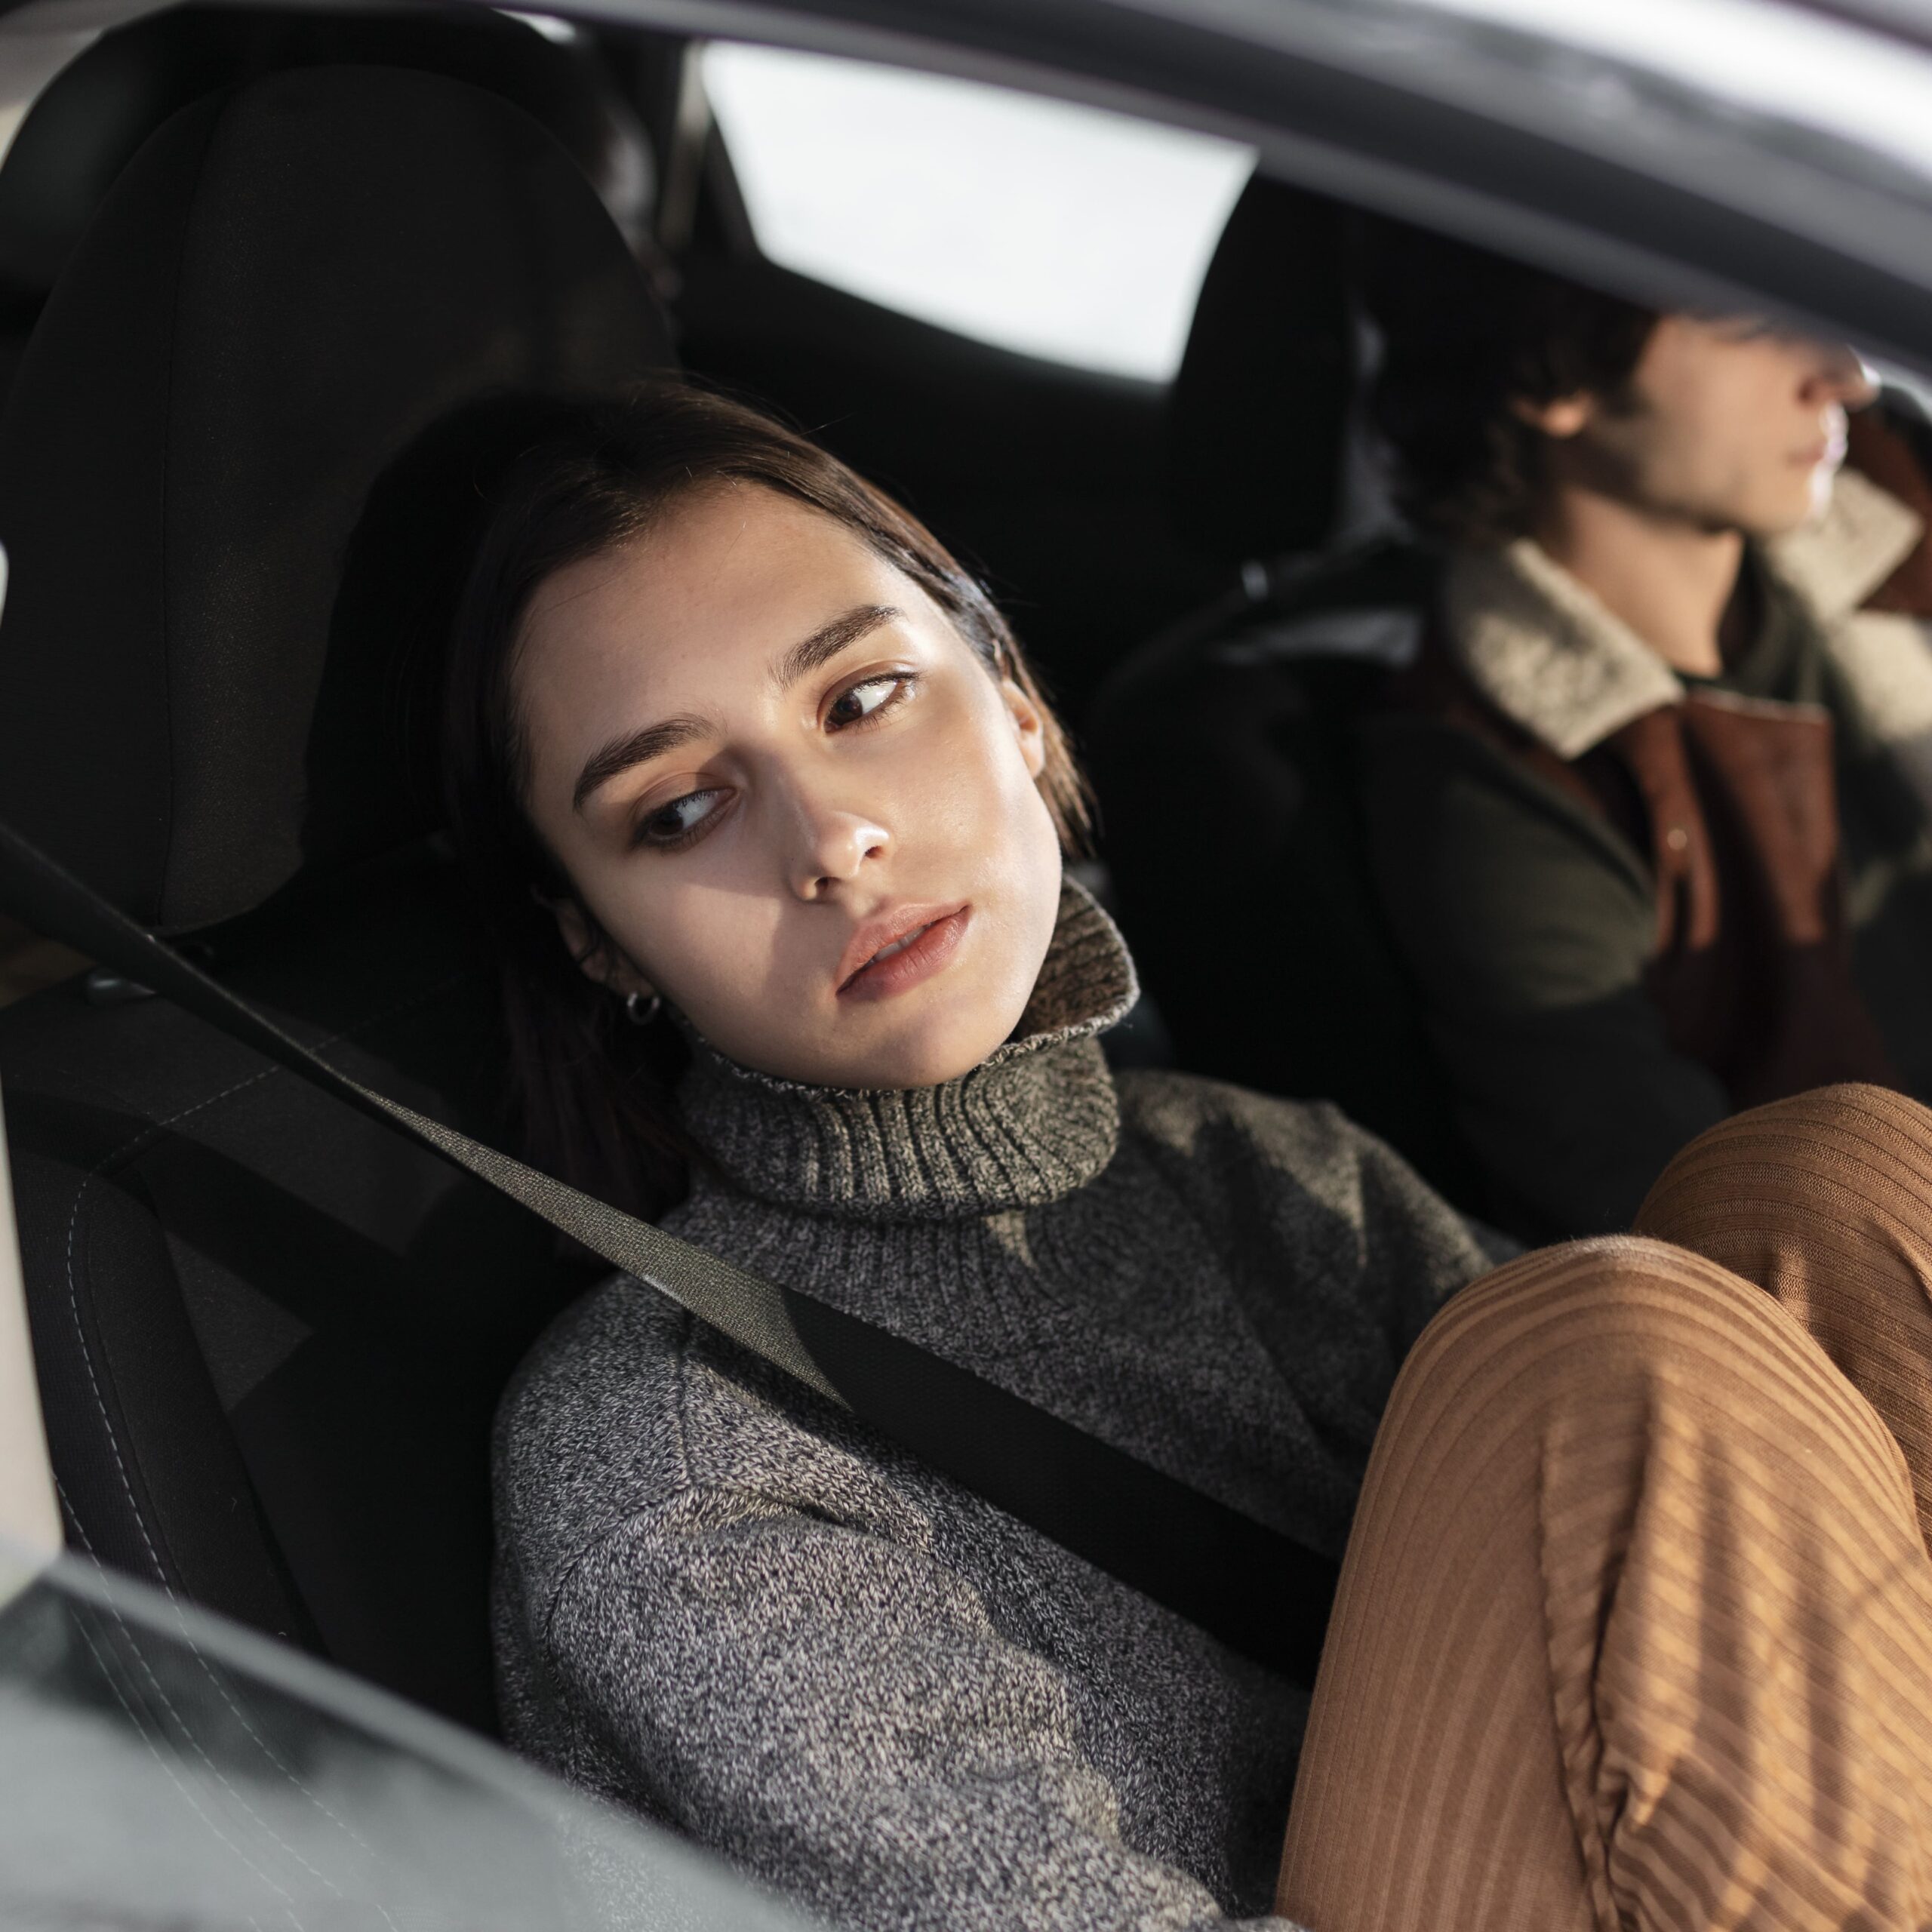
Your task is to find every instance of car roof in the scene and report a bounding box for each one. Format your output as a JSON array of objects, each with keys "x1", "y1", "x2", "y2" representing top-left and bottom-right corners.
[
  {"x1": 5, "y1": 0, "x2": 1927, "y2": 371},
  {"x1": 306, "y1": 0, "x2": 1932, "y2": 364}
]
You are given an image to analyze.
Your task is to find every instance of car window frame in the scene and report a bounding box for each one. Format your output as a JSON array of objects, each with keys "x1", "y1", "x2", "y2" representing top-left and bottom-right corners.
[{"x1": 509, "y1": 0, "x2": 1932, "y2": 383}]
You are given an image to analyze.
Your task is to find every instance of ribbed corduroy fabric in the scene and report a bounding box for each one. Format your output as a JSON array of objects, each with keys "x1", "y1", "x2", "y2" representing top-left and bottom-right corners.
[{"x1": 1278, "y1": 1083, "x2": 1932, "y2": 1930}]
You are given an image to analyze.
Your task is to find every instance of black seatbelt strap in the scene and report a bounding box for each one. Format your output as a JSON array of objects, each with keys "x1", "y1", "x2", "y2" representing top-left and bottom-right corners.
[{"x1": 0, "y1": 819, "x2": 1340, "y2": 1681}]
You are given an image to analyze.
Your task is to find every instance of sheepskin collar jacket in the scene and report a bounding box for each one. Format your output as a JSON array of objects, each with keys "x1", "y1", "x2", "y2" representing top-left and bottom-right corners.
[
  {"x1": 1332, "y1": 441, "x2": 1932, "y2": 1232},
  {"x1": 1418, "y1": 467, "x2": 1925, "y2": 1097},
  {"x1": 1436, "y1": 463, "x2": 1930, "y2": 771}
]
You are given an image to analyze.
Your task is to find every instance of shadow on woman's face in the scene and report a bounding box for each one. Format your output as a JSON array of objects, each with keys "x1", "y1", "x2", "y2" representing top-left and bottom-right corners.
[{"x1": 514, "y1": 479, "x2": 1065, "y2": 1091}]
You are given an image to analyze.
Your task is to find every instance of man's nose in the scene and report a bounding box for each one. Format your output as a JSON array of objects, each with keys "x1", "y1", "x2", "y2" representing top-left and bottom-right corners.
[
  {"x1": 789, "y1": 798, "x2": 891, "y2": 899},
  {"x1": 1807, "y1": 338, "x2": 1879, "y2": 410}
]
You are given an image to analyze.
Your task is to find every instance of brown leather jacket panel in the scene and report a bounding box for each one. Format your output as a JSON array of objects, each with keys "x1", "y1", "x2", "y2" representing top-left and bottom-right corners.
[
  {"x1": 1612, "y1": 692, "x2": 1897, "y2": 1104},
  {"x1": 1395, "y1": 640, "x2": 1900, "y2": 1115}
]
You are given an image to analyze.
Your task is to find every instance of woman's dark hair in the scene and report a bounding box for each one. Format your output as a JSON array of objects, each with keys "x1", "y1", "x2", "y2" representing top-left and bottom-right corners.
[
  {"x1": 1355, "y1": 217, "x2": 1660, "y2": 546},
  {"x1": 438, "y1": 378, "x2": 1091, "y2": 1220}
]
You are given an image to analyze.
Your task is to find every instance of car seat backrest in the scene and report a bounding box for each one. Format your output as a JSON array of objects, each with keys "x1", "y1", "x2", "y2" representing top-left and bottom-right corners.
[
  {"x1": 0, "y1": 66, "x2": 671, "y2": 1729},
  {"x1": 1103, "y1": 179, "x2": 1478, "y2": 1204},
  {"x1": 1089, "y1": 594, "x2": 1478, "y2": 1207},
  {"x1": 0, "y1": 62, "x2": 667, "y2": 928},
  {"x1": 1164, "y1": 171, "x2": 1354, "y2": 565},
  {"x1": 0, "y1": 4, "x2": 655, "y2": 312}
]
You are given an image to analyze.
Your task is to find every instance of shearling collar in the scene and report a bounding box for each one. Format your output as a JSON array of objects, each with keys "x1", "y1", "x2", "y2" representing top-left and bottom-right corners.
[
  {"x1": 1770, "y1": 466, "x2": 1923, "y2": 622},
  {"x1": 1441, "y1": 469, "x2": 1924, "y2": 759}
]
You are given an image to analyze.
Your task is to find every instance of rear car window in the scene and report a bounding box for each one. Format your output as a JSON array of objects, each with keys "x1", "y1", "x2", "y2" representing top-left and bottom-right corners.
[{"x1": 700, "y1": 42, "x2": 1254, "y2": 382}]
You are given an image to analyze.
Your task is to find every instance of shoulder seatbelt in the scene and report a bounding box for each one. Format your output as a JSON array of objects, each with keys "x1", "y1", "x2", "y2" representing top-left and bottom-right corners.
[{"x1": 0, "y1": 820, "x2": 1340, "y2": 1683}]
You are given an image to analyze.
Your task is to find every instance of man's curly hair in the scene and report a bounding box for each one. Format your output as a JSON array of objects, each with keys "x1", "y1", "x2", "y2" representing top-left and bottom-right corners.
[{"x1": 1355, "y1": 217, "x2": 1660, "y2": 548}]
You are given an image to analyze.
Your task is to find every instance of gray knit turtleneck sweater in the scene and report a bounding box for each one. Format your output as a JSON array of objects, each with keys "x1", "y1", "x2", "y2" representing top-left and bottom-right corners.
[{"x1": 492, "y1": 884, "x2": 1500, "y2": 1932}]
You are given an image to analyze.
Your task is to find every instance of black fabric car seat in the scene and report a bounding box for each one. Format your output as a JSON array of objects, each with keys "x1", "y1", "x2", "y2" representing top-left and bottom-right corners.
[
  {"x1": 1090, "y1": 175, "x2": 1478, "y2": 1207},
  {"x1": 0, "y1": 3, "x2": 658, "y2": 414},
  {"x1": 0, "y1": 65, "x2": 671, "y2": 1730},
  {"x1": 1162, "y1": 171, "x2": 1353, "y2": 568}
]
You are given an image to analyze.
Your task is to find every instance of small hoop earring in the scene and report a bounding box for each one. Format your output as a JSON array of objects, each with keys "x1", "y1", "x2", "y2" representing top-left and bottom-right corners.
[{"x1": 623, "y1": 991, "x2": 663, "y2": 1027}]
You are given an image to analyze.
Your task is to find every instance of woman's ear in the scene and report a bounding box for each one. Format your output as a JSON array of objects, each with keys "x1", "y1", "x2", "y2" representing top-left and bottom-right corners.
[
  {"x1": 1510, "y1": 391, "x2": 1596, "y2": 438},
  {"x1": 546, "y1": 894, "x2": 657, "y2": 1000},
  {"x1": 999, "y1": 675, "x2": 1048, "y2": 780}
]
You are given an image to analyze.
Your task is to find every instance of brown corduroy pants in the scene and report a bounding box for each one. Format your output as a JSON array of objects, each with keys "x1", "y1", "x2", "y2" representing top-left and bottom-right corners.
[{"x1": 1278, "y1": 1084, "x2": 1932, "y2": 1931}]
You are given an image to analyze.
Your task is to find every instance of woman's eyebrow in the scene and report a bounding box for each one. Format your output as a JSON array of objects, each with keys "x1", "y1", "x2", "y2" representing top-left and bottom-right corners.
[
  {"x1": 769, "y1": 603, "x2": 900, "y2": 692},
  {"x1": 571, "y1": 605, "x2": 900, "y2": 814},
  {"x1": 573, "y1": 714, "x2": 712, "y2": 813}
]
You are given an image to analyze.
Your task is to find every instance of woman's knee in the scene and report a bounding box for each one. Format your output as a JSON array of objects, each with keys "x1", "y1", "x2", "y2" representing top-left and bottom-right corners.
[
  {"x1": 1636, "y1": 1082, "x2": 1932, "y2": 1247},
  {"x1": 1397, "y1": 1235, "x2": 1821, "y2": 1454},
  {"x1": 1633, "y1": 1082, "x2": 1932, "y2": 1321},
  {"x1": 1387, "y1": 1234, "x2": 1909, "y2": 1534},
  {"x1": 1426, "y1": 1232, "x2": 1784, "y2": 1357}
]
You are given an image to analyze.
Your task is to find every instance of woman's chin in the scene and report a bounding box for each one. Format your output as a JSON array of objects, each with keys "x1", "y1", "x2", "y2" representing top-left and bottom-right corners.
[
  {"x1": 734, "y1": 1000, "x2": 1029, "y2": 1092},
  {"x1": 837, "y1": 1015, "x2": 1027, "y2": 1091}
]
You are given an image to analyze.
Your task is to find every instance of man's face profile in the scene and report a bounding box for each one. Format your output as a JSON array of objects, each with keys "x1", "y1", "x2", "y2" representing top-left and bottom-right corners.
[{"x1": 1516, "y1": 316, "x2": 1878, "y2": 540}]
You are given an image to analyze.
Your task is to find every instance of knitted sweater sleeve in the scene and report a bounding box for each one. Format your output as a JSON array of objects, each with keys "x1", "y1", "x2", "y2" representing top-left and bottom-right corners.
[
  {"x1": 541, "y1": 1486, "x2": 1309, "y2": 1932},
  {"x1": 1117, "y1": 1072, "x2": 1498, "y2": 1484}
]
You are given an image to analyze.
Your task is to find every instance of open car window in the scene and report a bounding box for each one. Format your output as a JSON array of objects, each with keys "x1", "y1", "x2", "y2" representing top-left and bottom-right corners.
[{"x1": 700, "y1": 41, "x2": 1254, "y2": 381}]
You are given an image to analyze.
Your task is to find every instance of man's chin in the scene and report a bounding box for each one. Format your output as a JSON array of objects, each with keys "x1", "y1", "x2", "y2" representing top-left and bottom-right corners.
[
  {"x1": 1804, "y1": 463, "x2": 1844, "y2": 525},
  {"x1": 1731, "y1": 488, "x2": 1830, "y2": 542}
]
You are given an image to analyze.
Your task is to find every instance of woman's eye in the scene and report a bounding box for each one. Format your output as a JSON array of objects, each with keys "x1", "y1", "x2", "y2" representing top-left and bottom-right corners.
[
  {"x1": 826, "y1": 674, "x2": 909, "y2": 730},
  {"x1": 635, "y1": 788, "x2": 726, "y2": 848}
]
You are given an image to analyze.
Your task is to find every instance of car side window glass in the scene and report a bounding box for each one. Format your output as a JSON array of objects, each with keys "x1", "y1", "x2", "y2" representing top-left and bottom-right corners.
[
  {"x1": 700, "y1": 43, "x2": 1255, "y2": 383},
  {"x1": 0, "y1": 1552, "x2": 817, "y2": 1932}
]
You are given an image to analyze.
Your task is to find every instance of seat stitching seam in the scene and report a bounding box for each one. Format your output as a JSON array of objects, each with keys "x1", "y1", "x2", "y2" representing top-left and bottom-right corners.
[
  {"x1": 60, "y1": 969, "x2": 469, "y2": 1573},
  {"x1": 48, "y1": 971, "x2": 472, "y2": 1924},
  {"x1": 85, "y1": 971, "x2": 471, "y2": 1186},
  {"x1": 62, "y1": 981, "x2": 469, "y2": 1568},
  {"x1": 53, "y1": 1475, "x2": 320, "y2": 1929},
  {"x1": 65, "y1": 1061, "x2": 291, "y2": 1588}
]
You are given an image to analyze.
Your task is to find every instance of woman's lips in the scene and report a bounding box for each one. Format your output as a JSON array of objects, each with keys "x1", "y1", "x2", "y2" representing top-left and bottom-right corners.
[{"x1": 837, "y1": 906, "x2": 971, "y2": 1002}]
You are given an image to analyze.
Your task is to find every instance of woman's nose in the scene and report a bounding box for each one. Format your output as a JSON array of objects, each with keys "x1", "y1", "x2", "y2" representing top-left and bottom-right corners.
[{"x1": 789, "y1": 802, "x2": 891, "y2": 899}]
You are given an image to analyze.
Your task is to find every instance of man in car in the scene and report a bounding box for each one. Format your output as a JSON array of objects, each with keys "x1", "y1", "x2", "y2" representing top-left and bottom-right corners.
[{"x1": 1344, "y1": 223, "x2": 1932, "y2": 1236}]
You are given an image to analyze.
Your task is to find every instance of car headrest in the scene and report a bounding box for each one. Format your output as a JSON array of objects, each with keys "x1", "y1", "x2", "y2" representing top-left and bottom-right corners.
[
  {"x1": 0, "y1": 65, "x2": 672, "y2": 933},
  {"x1": 1166, "y1": 172, "x2": 1355, "y2": 565},
  {"x1": 0, "y1": 4, "x2": 657, "y2": 306}
]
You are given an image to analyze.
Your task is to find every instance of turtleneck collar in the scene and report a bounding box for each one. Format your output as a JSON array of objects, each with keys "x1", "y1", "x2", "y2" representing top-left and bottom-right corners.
[{"x1": 675, "y1": 878, "x2": 1138, "y2": 1223}]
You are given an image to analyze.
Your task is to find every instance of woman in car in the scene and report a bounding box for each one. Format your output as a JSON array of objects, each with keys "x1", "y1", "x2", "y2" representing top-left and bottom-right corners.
[{"x1": 445, "y1": 382, "x2": 1932, "y2": 1931}]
